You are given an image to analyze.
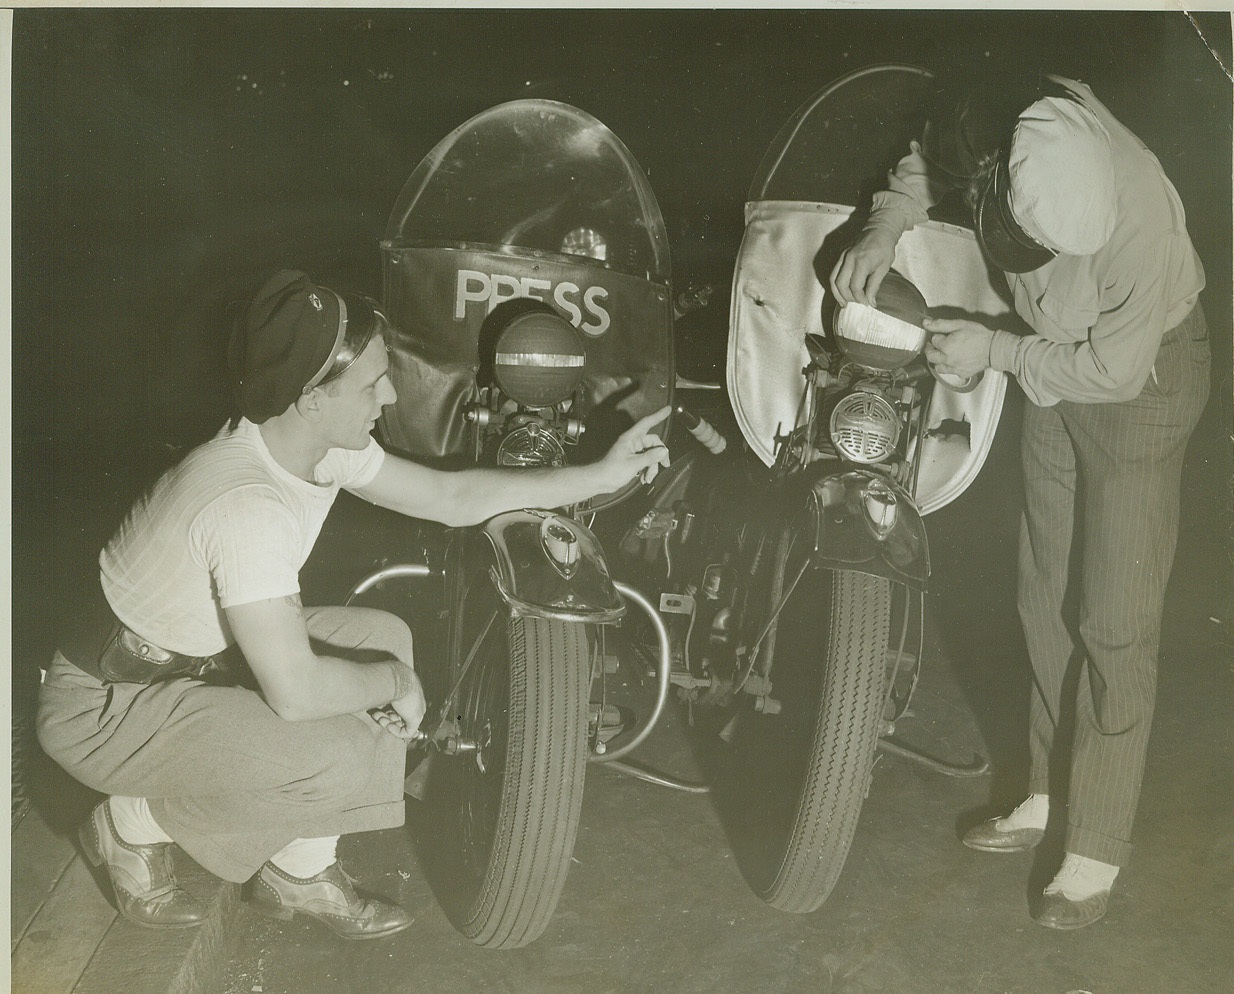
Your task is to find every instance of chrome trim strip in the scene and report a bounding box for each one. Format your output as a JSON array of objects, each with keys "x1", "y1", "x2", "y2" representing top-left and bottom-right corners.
[{"x1": 494, "y1": 352, "x2": 586, "y2": 367}]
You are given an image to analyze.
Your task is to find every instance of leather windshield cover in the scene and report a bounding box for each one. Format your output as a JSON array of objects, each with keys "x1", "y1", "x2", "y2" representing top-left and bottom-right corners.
[{"x1": 728, "y1": 201, "x2": 1010, "y2": 515}]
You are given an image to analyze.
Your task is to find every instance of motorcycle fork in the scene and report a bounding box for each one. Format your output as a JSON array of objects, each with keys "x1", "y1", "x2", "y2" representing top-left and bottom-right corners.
[
  {"x1": 427, "y1": 532, "x2": 509, "y2": 756},
  {"x1": 677, "y1": 524, "x2": 793, "y2": 715},
  {"x1": 732, "y1": 509, "x2": 816, "y2": 711},
  {"x1": 883, "y1": 583, "x2": 923, "y2": 725}
]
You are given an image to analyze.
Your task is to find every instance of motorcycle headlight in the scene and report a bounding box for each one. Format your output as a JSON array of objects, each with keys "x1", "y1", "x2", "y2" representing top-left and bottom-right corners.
[
  {"x1": 829, "y1": 390, "x2": 900, "y2": 464},
  {"x1": 493, "y1": 309, "x2": 586, "y2": 408},
  {"x1": 830, "y1": 270, "x2": 928, "y2": 371}
]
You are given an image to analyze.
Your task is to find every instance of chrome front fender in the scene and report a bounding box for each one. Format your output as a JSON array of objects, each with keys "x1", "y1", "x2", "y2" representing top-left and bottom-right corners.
[
  {"x1": 806, "y1": 470, "x2": 930, "y2": 589},
  {"x1": 483, "y1": 510, "x2": 626, "y2": 623}
]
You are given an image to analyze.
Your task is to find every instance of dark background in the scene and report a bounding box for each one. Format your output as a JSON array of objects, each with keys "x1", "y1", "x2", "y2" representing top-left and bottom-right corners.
[{"x1": 10, "y1": 8, "x2": 1232, "y2": 708}]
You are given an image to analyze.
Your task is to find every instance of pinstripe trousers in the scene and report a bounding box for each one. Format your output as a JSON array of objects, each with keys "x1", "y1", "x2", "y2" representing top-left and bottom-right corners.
[{"x1": 1018, "y1": 303, "x2": 1211, "y2": 866}]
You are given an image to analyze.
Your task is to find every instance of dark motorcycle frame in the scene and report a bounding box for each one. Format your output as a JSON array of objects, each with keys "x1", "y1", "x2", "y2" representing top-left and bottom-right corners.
[
  {"x1": 609, "y1": 64, "x2": 1010, "y2": 913},
  {"x1": 349, "y1": 99, "x2": 676, "y2": 949}
]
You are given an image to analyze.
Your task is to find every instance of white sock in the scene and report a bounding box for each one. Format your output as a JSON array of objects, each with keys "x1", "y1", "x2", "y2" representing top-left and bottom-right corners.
[
  {"x1": 1045, "y1": 853, "x2": 1120, "y2": 900},
  {"x1": 269, "y1": 836, "x2": 339, "y2": 878},
  {"x1": 108, "y1": 795, "x2": 174, "y2": 845},
  {"x1": 995, "y1": 793, "x2": 1048, "y2": 831}
]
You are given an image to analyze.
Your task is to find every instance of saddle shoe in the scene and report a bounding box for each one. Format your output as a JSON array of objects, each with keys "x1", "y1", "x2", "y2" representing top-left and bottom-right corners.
[
  {"x1": 1033, "y1": 888, "x2": 1110, "y2": 930},
  {"x1": 961, "y1": 819, "x2": 1045, "y2": 853},
  {"x1": 79, "y1": 800, "x2": 207, "y2": 929},
  {"x1": 247, "y1": 861, "x2": 413, "y2": 940},
  {"x1": 962, "y1": 795, "x2": 1047, "y2": 853},
  {"x1": 1032, "y1": 853, "x2": 1116, "y2": 930}
]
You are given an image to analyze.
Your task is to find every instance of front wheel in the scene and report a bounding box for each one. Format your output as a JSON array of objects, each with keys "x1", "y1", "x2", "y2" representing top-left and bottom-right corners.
[
  {"x1": 439, "y1": 614, "x2": 590, "y2": 948},
  {"x1": 760, "y1": 569, "x2": 891, "y2": 912},
  {"x1": 718, "y1": 564, "x2": 891, "y2": 914}
]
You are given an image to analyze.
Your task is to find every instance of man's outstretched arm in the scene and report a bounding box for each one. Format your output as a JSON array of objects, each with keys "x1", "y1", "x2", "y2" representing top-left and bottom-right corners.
[{"x1": 353, "y1": 406, "x2": 671, "y2": 526}]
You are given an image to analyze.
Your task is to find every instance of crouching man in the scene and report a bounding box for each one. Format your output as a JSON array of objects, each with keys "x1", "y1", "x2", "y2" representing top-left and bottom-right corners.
[{"x1": 38, "y1": 270, "x2": 669, "y2": 939}]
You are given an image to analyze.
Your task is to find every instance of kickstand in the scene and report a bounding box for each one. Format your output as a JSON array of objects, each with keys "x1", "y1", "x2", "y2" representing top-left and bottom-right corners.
[{"x1": 877, "y1": 736, "x2": 990, "y2": 777}]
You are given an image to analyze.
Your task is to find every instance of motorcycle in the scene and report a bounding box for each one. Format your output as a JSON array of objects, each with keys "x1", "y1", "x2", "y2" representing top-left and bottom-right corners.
[
  {"x1": 610, "y1": 63, "x2": 1012, "y2": 913},
  {"x1": 349, "y1": 98, "x2": 677, "y2": 949},
  {"x1": 349, "y1": 63, "x2": 1012, "y2": 944}
]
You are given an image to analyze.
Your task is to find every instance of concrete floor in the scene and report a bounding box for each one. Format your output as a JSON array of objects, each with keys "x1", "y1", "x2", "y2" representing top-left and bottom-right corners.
[{"x1": 222, "y1": 415, "x2": 1234, "y2": 994}]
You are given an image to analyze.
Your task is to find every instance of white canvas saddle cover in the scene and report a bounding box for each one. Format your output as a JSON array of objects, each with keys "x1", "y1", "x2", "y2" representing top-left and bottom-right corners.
[{"x1": 727, "y1": 201, "x2": 1011, "y2": 515}]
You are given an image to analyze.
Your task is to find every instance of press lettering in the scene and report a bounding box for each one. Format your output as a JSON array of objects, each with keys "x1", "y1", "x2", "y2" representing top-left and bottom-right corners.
[{"x1": 454, "y1": 269, "x2": 612, "y2": 336}]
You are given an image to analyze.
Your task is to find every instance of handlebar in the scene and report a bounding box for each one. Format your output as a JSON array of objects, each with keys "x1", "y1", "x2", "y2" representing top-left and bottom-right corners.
[{"x1": 674, "y1": 404, "x2": 728, "y2": 455}]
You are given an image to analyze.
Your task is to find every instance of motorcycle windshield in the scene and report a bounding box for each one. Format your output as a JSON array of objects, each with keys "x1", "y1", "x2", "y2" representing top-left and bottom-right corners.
[
  {"x1": 747, "y1": 63, "x2": 935, "y2": 207},
  {"x1": 380, "y1": 100, "x2": 673, "y2": 509},
  {"x1": 730, "y1": 65, "x2": 1009, "y2": 516},
  {"x1": 386, "y1": 100, "x2": 670, "y2": 283}
]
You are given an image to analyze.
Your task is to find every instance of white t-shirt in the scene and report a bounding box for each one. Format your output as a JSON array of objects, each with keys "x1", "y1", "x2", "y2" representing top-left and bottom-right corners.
[{"x1": 99, "y1": 418, "x2": 385, "y2": 656}]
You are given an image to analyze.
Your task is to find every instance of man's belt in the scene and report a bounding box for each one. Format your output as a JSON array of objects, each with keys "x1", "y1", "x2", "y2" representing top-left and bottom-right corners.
[
  {"x1": 93, "y1": 623, "x2": 233, "y2": 685},
  {"x1": 58, "y1": 580, "x2": 237, "y2": 686}
]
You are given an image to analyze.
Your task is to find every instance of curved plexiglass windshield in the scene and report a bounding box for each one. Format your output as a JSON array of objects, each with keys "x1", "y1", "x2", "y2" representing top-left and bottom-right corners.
[
  {"x1": 386, "y1": 100, "x2": 670, "y2": 285},
  {"x1": 748, "y1": 64, "x2": 935, "y2": 208}
]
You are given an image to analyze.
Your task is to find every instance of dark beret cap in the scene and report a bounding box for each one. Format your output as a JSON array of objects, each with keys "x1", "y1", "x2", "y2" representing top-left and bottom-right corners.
[{"x1": 229, "y1": 270, "x2": 345, "y2": 423}]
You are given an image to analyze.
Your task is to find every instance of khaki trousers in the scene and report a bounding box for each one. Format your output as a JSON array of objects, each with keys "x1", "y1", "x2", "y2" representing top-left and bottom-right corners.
[{"x1": 38, "y1": 606, "x2": 412, "y2": 883}]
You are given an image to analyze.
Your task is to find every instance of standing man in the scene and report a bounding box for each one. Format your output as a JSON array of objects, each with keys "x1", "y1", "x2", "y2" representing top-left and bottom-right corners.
[
  {"x1": 830, "y1": 74, "x2": 1210, "y2": 929},
  {"x1": 38, "y1": 270, "x2": 670, "y2": 939}
]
